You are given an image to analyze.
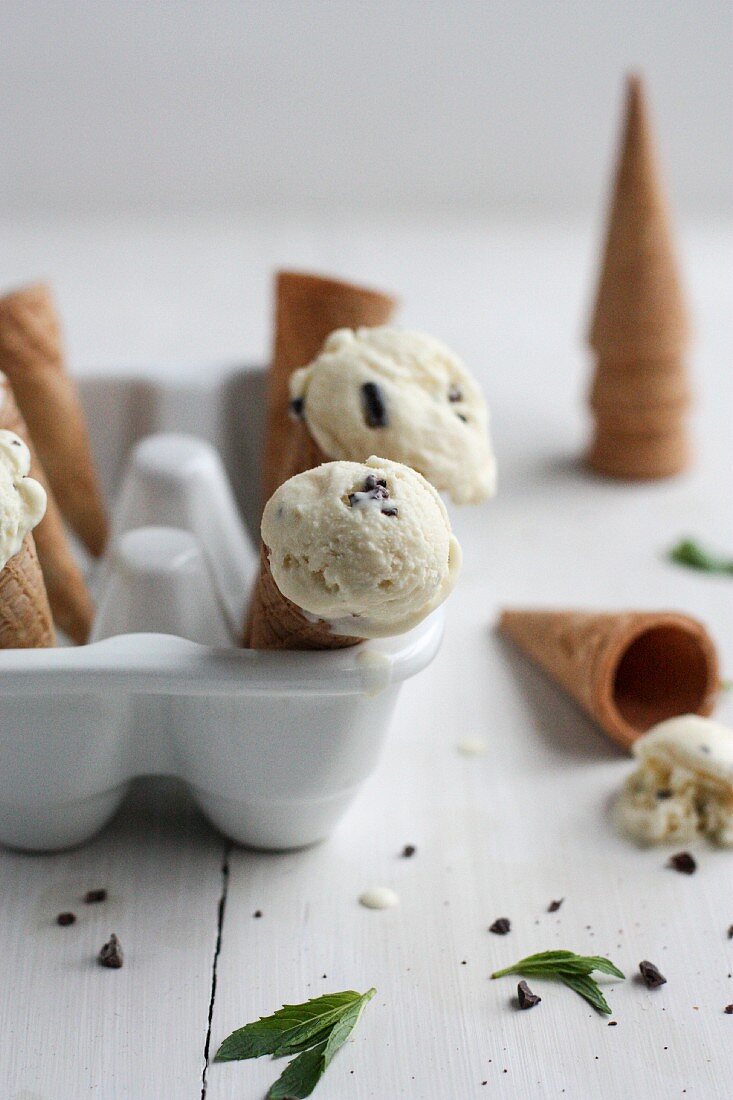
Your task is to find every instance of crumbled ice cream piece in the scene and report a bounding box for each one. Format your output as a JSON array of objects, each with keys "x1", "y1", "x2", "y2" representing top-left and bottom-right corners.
[
  {"x1": 616, "y1": 715, "x2": 733, "y2": 847},
  {"x1": 359, "y1": 887, "x2": 399, "y2": 910},
  {"x1": 290, "y1": 327, "x2": 496, "y2": 504},
  {"x1": 0, "y1": 430, "x2": 46, "y2": 571},
  {"x1": 261, "y1": 456, "x2": 461, "y2": 639}
]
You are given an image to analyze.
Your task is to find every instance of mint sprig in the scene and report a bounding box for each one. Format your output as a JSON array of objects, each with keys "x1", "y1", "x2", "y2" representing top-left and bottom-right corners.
[
  {"x1": 491, "y1": 951, "x2": 624, "y2": 1015},
  {"x1": 214, "y1": 988, "x2": 376, "y2": 1098},
  {"x1": 668, "y1": 539, "x2": 733, "y2": 575}
]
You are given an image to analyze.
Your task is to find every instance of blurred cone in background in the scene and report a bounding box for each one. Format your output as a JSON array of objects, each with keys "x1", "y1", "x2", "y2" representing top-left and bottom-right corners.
[
  {"x1": 587, "y1": 74, "x2": 692, "y2": 480},
  {"x1": 263, "y1": 271, "x2": 397, "y2": 502}
]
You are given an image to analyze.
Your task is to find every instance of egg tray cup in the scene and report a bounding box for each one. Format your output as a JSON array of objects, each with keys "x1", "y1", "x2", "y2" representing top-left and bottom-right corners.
[{"x1": 0, "y1": 369, "x2": 444, "y2": 852}]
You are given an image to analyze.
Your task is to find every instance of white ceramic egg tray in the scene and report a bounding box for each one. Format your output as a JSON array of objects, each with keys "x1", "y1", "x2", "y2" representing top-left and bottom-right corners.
[{"x1": 0, "y1": 369, "x2": 444, "y2": 853}]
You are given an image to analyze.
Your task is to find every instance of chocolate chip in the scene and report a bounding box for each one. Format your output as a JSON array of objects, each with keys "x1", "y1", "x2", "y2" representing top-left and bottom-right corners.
[
  {"x1": 56, "y1": 912, "x2": 76, "y2": 926},
  {"x1": 348, "y1": 475, "x2": 398, "y2": 517},
  {"x1": 99, "y1": 933, "x2": 123, "y2": 969},
  {"x1": 608, "y1": 1021, "x2": 618, "y2": 1027},
  {"x1": 456, "y1": 413, "x2": 468, "y2": 423},
  {"x1": 517, "y1": 980, "x2": 541, "y2": 1009},
  {"x1": 489, "y1": 918, "x2": 511, "y2": 935},
  {"x1": 725, "y1": 1005, "x2": 733, "y2": 1014},
  {"x1": 361, "y1": 382, "x2": 388, "y2": 428},
  {"x1": 727, "y1": 925, "x2": 733, "y2": 940},
  {"x1": 448, "y1": 385, "x2": 463, "y2": 403},
  {"x1": 547, "y1": 899, "x2": 564, "y2": 913},
  {"x1": 401, "y1": 845, "x2": 416, "y2": 858},
  {"x1": 656, "y1": 789, "x2": 673, "y2": 800},
  {"x1": 289, "y1": 397, "x2": 305, "y2": 419},
  {"x1": 668, "y1": 852, "x2": 696, "y2": 875},
  {"x1": 253, "y1": 910, "x2": 262, "y2": 918},
  {"x1": 84, "y1": 889, "x2": 107, "y2": 904},
  {"x1": 639, "y1": 960, "x2": 667, "y2": 989},
  {"x1": 381, "y1": 505, "x2": 398, "y2": 517}
]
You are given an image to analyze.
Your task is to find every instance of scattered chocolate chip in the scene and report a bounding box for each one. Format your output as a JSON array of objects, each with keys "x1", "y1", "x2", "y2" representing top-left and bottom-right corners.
[
  {"x1": 56, "y1": 912, "x2": 76, "y2": 926},
  {"x1": 98, "y1": 933, "x2": 123, "y2": 969},
  {"x1": 547, "y1": 899, "x2": 564, "y2": 913},
  {"x1": 456, "y1": 413, "x2": 468, "y2": 423},
  {"x1": 360, "y1": 382, "x2": 388, "y2": 428},
  {"x1": 517, "y1": 980, "x2": 541, "y2": 1009},
  {"x1": 84, "y1": 889, "x2": 108, "y2": 904},
  {"x1": 288, "y1": 397, "x2": 305, "y2": 419},
  {"x1": 608, "y1": 1021, "x2": 618, "y2": 1027},
  {"x1": 668, "y1": 852, "x2": 696, "y2": 875},
  {"x1": 656, "y1": 789, "x2": 673, "y2": 800},
  {"x1": 253, "y1": 910, "x2": 262, "y2": 918},
  {"x1": 639, "y1": 960, "x2": 667, "y2": 989},
  {"x1": 401, "y1": 845, "x2": 416, "y2": 858},
  {"x1": 725, "y1": 1005, "x2": 733, "y2": 1014},
  {"x1": 489, "y1": 918, "x2": 511, "y2": 935},
  {"x1": 728, "y1": 925, "x2": 733, "y2": 940},
  {"x1": 448, "y1": 385, "x2": 463, "y2": 403}
]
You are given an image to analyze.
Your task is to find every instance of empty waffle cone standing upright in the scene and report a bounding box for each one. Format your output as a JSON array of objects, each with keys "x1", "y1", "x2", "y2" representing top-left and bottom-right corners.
[
  {"x1": 0, "y1": 535, "x2": 54, "y2": 648},
  {"x1": 499, "y1": 608, "x2": 719, "y2": 751},
  {"x1": 0, "y1": 283, "x2": 108, "y2": 554},
  {"x1": 263, "y1": 271, "x2": 397, "y2": 500},
  {"x1": 0, "y1": 377, "x2": 94, "y2": 643},
  {"x1": 587, "y1": 75, "x2": 692, "y2": 479}
]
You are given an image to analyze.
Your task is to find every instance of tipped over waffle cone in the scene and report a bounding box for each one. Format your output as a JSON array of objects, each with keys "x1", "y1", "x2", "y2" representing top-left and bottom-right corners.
[
  {"x1": 0, "y1": 536, "x2": 55, "y2": 648},
  {"x1": 499, "y1": 608, "x2": 718, "y2": 751},
  {"x1": 0, "y1": 283, "x2": 108, "y2": 556},
  {"x1": 0, "y1": 377, "x2": 94, "y2": 643},
  {"x1": 263, "y1": 271, "x2": 396, "y2": 502},
  {"x1": 245, "y1": 543, "x2": 361, "y2": 651}
]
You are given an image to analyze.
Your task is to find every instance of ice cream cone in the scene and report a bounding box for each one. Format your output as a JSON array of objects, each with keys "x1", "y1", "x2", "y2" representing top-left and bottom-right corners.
[
  {"x1": 246, "y1": 543, "x2": 361, "y2": 650},
  {"x1": 586, "y1": 75, "x2": 692, "y2": 480},
  {"x1": 0, "y1": 283, "x2": 108, "y2": 556},
  {"x1": 499, "y1": 608, "x2": 718, "y2": 751},
  {"x1": 589, "y1": 75, "x2": 690, "y2": 359},
  {"x1": 587, "y1": 427, "x2": 690, "y2": 480},
  {"x1": 276, "y1": 417, "x2": 330, "y2": 487},
  {"x1": 0, "y1": 535, "x2": 55, "y2": 648},
  {"x1": 0, "y1": 376, "x2": 94, "y2": 642},
  {"x1": 263, "y1": 271, "x2": 397, "y2": 502}
]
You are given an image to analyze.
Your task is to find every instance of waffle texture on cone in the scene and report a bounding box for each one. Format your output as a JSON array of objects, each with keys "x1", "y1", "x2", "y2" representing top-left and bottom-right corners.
[
  {"x1": 589, "y1": 76, "x2": 690, "y2": 359},
  {"x1": 0, "y1": 376, "x2": 93, "y2": 642},
  {"x1": 263, "y1": 271, "x2": 396, "y2": 501},
  {"x1": 247, "y1": 544, "x2": 361, "y2": 650},
  {"x1": 588, "y1": 428, "x2": 690, "y2": 480},
  {"x1": 0, "y1": 283, "x2": 108, "y2": 556},
  {"x1": 0, "y1": 535, "x2": 54, "y2": 648},
  {"x1": 499, "y1": 608, "x2": 718, "y2": 751}
]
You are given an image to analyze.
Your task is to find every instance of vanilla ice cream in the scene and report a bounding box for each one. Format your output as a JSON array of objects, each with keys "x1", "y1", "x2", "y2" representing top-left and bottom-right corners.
[
  {"x1": 289, "y1": 327, "x2": 496, "y2": 504},
  {"x1": 0, "y1": 430, "x2": 46, "y2": 571},
  {"x1": 261, "y1": 456, "x2": 461, "y2": 638},
  {"x1": 616, "y1": 715, "x2": 733, "y2": 846}
]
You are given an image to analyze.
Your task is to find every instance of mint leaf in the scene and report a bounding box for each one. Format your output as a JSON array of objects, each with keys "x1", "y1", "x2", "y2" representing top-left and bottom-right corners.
[
  {"x1": 267, "y1": 1039, "x2": 329, "y2": 1099},
  {"x1": 491, "y1": 950, "x2": 623, "y2": 1015},
  {"x1": 668, "y1": 539, "x2": 733, "y2": 575},
  {"x1": 558, "y1": 972, "x2": 613, "y2": 1015},
  {"x1": 323, "y1": 989, "x2": 375, "y2": 1069},
  {"x1": 215, "y1": 992, "x2": 362, "y2": 1061}
]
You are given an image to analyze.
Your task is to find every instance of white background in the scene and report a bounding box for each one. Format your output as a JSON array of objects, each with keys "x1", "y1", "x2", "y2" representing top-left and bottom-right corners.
[{"x1": 0, "y1": 0, "x2": 730, "y2": 218}]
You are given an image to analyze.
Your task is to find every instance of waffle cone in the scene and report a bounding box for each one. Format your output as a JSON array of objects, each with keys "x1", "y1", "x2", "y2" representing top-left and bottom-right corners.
[
  {"x1": 589, "y1": 75, "x2": 690, "y2": 359},
  {"x1": 590, "y1": 357, "x2": 690, "y2": 410},
  {"x1": 245, "y1": 544, "x2": 361, "y2": 651},
  {"x1": 0, "y1": 536, "x2": 55, "y2": 648},
  {"x1": 0, "y1": 377, "x2": 94, "y2": 642},
  {"x1": 588, "y1": 427, "x2": 690, "y2": 480},
  {"x1": 589, "y1": 401, "x2": 688, "y2": 437},
  {"x1": 499, "y1": 608, "x2": 718, "y2": 751},
  {"x1": 0, "y1": 283, "x2": 108, "y2": 556},
  {"x1": 276, "y1": 419, "x2": 330, "y2": 487},
  {"x1": 263, "y1": 271, "x2": 396, "y2": 502}
]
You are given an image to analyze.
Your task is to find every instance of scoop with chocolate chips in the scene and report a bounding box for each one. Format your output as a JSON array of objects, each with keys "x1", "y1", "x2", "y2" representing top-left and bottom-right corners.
[{"x1": 288, "y1": 326, "x2": 496, "y2": 504}]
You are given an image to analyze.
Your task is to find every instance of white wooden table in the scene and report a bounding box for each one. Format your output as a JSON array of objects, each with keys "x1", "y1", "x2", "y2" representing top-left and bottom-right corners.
[{"x1": 0, "y1": 217, "x2": 731, "y2": 1099}]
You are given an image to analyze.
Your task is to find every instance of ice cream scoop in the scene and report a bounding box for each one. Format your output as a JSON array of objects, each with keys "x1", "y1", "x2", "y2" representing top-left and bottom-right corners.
[
  {"x1": 0, "y1": 429, "x2": 46, "y2": 570},
  {"x1": 248, "y1": 456, "x2": 461, "y2": 648},
  {"x1": 616, "y1": 715, "x2": 733, "y2": 846},
  {"x1": 289, "y1": 327, "x2": 496, "y2": 504}
]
